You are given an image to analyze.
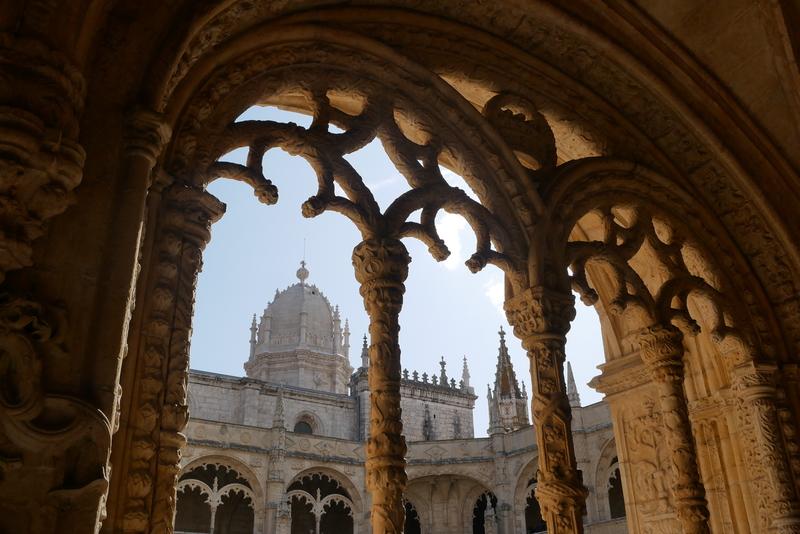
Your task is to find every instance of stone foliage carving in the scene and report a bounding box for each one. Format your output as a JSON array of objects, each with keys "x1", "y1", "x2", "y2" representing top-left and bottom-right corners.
[
  {"x1": 121, "y1": 184, "x2": 224, "y2": 534},
  {"x1": 0, "y1": 33, "x2": 86, "y2": 282},
  {"x1": 505, "y1": 287, "x2": 588, "y2": 534},
  {"x1": 0, "y1": 293, "x2": 111, "y2": 532}
]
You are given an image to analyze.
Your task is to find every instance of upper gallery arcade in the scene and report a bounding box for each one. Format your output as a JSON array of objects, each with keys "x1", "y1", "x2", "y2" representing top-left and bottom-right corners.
[{"x1": 1, "y1": 2, "x2": 800, "y2": 534}]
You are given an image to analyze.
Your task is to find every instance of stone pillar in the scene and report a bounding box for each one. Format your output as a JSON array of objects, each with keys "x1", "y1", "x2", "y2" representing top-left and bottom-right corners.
[
  {"x1": 635, "y1": 324, "x2": 710, "y2": 534},
  {"x1": 113, "y1": 184, "x2": 224, "y2": 534},
  {"x1": 352, "y1": 238, "x2": 410, "y2": 534},
  {"x1": 504, "y1": 286, "x2": 588, "y2": 534},
  {"x1": 733, "y1": 361, "x2": 800, "y2": 533}
]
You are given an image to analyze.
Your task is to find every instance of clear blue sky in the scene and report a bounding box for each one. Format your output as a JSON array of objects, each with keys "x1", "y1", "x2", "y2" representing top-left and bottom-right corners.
[{"x1": 190, "y1": 106, "x2": 606, "y2": 437}]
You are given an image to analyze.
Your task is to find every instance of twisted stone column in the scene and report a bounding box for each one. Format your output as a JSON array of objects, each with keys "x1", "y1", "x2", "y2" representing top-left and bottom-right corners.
[
  {"x1": 636, "y1": 324, "x2": 710, "y2": 534},
  {"x1": 733, "y1": 361, "x2": 800, "y2": 534},
  {"x1": 505, "y1": 287, "x2": 588, "y2": 534},
  {"x1": 352, "y1": 238, "x2": 410, "y2": 534}
]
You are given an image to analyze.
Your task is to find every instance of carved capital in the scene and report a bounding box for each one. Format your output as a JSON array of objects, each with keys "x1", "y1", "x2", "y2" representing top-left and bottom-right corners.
[
  {"x1": 0, "y1": 107, "x2": 85, "y2": 282},
  {"x1": 124, "y1": 109, "x2": 172, "y2": 170},
  {"x1": 535, "y1": 480, "x2": 589, "y2": 534},
  {"x1": 733, "y1": 361, "x2": 778, "y2": 400},
  {"x1": 504, "y1": 286, "x2": 575, "y2": 342},
  {"x1": 636, "y1": 324, "x2": 685, "y2": 384},
  {"x1": 162, "y1": 185, "x2": 226, "y2": 250}
]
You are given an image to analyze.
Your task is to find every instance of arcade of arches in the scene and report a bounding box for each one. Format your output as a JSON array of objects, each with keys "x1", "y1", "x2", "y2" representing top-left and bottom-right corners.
[{"x1": 1, "y1": 1, "x2": 800, "y2": 534}]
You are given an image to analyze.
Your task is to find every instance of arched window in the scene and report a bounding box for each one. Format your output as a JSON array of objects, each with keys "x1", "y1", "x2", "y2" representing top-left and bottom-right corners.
[
  {"x1": 524, "y1": 473, "x2": 545, "y2": 533},
  {"x1": 404, "y1": 500, "x2": 421, "y2": 534},
  {"x1": 608, "y1": 465, "x2": 626, "y2": 519},
  {"x1": 294, "y1": 421, "x2": 313, "y2": 434}
]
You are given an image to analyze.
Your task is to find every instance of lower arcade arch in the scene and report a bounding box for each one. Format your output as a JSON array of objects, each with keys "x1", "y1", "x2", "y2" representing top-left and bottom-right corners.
[
  {"x1": 175, "y1": 461, "x2": 258, "y2": 534},
  {"x1": 285, "y1": 471, "x2": 359, "y2": 534}
]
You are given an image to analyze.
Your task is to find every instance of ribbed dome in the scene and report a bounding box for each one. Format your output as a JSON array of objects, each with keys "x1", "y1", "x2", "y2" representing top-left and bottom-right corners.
[{"x1": 256, "y1": 265, "x2": 345, "y2": 356}]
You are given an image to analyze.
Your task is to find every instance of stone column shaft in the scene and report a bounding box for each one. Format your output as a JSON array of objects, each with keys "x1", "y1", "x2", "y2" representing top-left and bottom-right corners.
[
  {"x1": 505, "y1": 287, "x2": 588, "y2": 534},
  {"x1": 636, "y1": 324, "x2": 710, "y2": 534},
  {"x1": 734, "y1": 362, "x2": 800, "y2": 533},
  {"x1": 352, "y1": 238, "x2": 410, "y2": 534}
]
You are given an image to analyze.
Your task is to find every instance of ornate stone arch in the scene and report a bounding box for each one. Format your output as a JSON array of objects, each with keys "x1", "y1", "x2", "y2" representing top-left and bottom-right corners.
[
  {"x1": 286, "y1": 467, "x2": 364, "y2": 518},
  {"x1": 180, "y1": 454, "x2": 264, "y2": 502}
]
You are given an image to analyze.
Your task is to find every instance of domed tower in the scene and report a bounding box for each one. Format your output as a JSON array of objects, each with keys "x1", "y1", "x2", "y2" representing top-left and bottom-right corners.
[{"x1": 244, "y1": 262, "x2": 353, "y2": 393}]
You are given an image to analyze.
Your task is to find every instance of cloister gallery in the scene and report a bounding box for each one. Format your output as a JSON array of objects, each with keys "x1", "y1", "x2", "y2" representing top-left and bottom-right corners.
[{"x1": 1, "y1": 1, "x2": 800, "y2": 534}]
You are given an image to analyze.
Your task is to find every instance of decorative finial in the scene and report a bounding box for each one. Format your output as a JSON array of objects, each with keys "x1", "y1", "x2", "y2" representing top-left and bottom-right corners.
[
  {"x1": 296, "y1": 260, "x2": 310, "y2": 283},
  {"x1": 498, "y1": 326, "x2": 506, "y2": 345}
]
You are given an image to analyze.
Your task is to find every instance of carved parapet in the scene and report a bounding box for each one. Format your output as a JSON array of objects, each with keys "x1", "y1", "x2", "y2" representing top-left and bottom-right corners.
[
  {"x1": 635, "y1": 324, "x2": 710, "y2": 534},
  {"x1": 505, "y1": 286, "x2": 587, "y2": 534},
  {"x1": 352, "y1": 238, "x2": 410, "y2": 534}
]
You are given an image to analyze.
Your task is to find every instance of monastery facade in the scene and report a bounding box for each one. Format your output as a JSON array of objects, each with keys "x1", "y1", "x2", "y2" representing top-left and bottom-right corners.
[{"x1": 175, "y1": 268, "x2": 627, "y2": 534}]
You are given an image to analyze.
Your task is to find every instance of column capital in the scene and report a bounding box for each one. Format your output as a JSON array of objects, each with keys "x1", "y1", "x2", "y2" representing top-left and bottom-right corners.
[
  {"x1": 732, "y1": 361, "x2": 779, "y2": 400},
  {"x1": 636, "y1": 324, "x2": 685, "y2": 383},
  {"x1": 124, "y1": 108, "x2": 172, "y2": 168},
  {"x1": 504, "y1": 286, "x2": 575, "y2": 341}
]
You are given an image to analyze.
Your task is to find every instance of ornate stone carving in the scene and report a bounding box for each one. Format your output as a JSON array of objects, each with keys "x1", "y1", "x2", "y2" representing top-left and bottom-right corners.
[
  {"x1": 120, "y1": 184, "x2": 224, "y2": 534},
  {"x1": 505, "y1": 286, "x2": 588, "y2": 534},
  {"x1": 0, "y1": 34, "x2": 86, "y2": 283},
  {"x1": 733, "y1": 362, "x2": 800, "y2": 532},
  {"x1": 0, "y1": 293, "x2": 111, "y2": 532},
  {"x1": 353, "y1": 238, "x2": 410, "y2": 534},
  {"x1": 636, "y1": 325, "x2": 710, "y2": 534}
]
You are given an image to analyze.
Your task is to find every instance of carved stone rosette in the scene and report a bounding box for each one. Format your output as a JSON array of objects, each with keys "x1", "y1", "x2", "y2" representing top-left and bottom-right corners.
[
  {"x1": 120, "y1": 184, "x2": 224, "y2": 534},
  {"x1": 733, "y1": 361, "x2": 800, "y2": 533},
  {"x1": 636, "y1": 324, "x2": 710, "y2": 534},
  {"x1": 352, "y1": 238, "x2": 410, "y2": 534},
  {"x1": 505, "y1": 286, "x2": 588, "y2": 534}
]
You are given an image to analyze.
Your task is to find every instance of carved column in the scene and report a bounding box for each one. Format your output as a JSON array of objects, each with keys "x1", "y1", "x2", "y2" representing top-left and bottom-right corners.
[
  {"x1": 0, "y1": 33, "x2": 85, "y2": 283},
  {"x1": 733, "y1": 361, "x2": 800, "y2": 533},
  {"x1": 636, "y1": 324, "x2": 710, "y2": 534},
  {"x1": 117, "y1": 184, "x2": 224, "y2": 534},
  {"x1": 504, "y1": 286, "x2": 588, "y2": 534},
  {"x1": 352, "y1": 238, "x2": 410, "y2": 534}
]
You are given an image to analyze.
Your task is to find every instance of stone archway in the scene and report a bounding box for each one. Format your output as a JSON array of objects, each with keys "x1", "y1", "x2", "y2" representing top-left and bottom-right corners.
[{"x1": 0, "y1": 5, "x2": 791, "y2": 534}]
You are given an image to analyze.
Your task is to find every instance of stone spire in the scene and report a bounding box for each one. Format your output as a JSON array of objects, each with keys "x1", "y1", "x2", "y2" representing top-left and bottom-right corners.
[
  {"x1": 567, "y1": 361, "x2": 581, "y2": 408},
  {"x1": 462, "y1": 356, "x2": 472, "y2": 393},
  {"x1": 494, "y1": 326, "x2": 522, "y2": 399},
  {"x1": 273, "y1": 383, "x2": 286, "y2": 429},
  {"x1": 361, "y1": 334, "x2": 369, "y2": 369},
  {"x1": 439, "y1": 357, "x2": 448, "y2": 385},
  {"x1": 249, "y1": 314, "x2": 258, "y2": 360},
  {"x1": 491, "y1": 326, "x2": 530, "y2": 431},
  {"x1": 343, "y1": 319, "x2": 351, "y2": 359},
  {"x1": 487, "y1": 385, "x2": 503, "y2": 435}
]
